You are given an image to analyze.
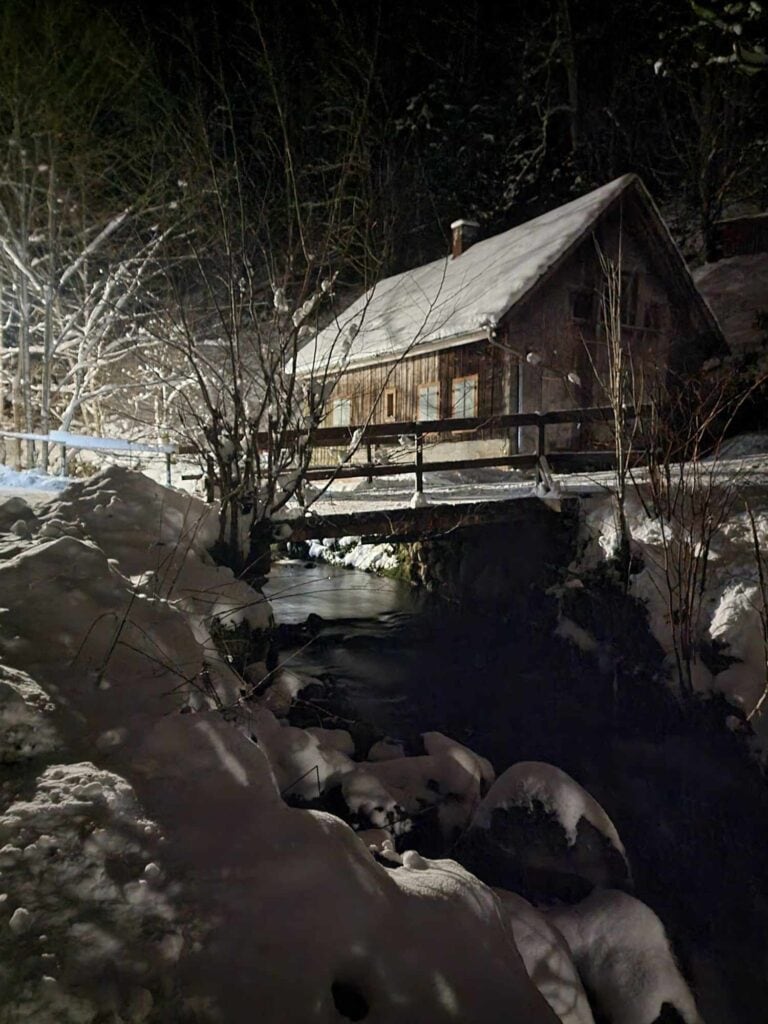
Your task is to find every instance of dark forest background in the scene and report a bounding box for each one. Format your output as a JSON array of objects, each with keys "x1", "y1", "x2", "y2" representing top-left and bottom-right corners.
[{"x1": 2, "y1": 0, "x2": 767, "y2": 295}]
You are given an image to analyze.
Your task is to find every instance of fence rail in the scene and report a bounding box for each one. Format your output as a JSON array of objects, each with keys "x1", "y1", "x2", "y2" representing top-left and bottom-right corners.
[{"x1": 301, "y1": 405, "x2": 644, "y2": 493}]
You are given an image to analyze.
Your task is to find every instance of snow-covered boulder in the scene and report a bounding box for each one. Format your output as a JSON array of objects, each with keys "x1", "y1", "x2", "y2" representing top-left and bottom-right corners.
[
  {"x1": 248, "y1": 705, "x2": 356, "y2": 801},
  {"x1": 458, "y1": 761, "x2": 630, "y2": 900},
  {"x1": 494, "y1": 888, "x2": 595, "y2": 1024},
  {"x1": 548, "y1": 889, "x2": 704, "y2": 1024}
]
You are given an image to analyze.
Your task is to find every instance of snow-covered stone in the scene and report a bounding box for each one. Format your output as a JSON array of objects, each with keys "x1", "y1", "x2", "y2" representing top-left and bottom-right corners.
[
  {"x1": 459, "y1": 762, "x2": 630, "y2": 899},
  {"x1": 548, "y1": 889, "x2": 704, "y2": 1024}
]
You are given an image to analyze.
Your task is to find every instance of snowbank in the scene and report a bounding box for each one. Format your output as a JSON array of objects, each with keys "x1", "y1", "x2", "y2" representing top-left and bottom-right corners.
[
  {"x1": 0, "y1": 465, "x2": 563, "y2": 1021},
  {"x1": 0, "y1": 762, "x2": 184, "y2": 1023},
  {"x1": 548, "y1": 889, "x2": 703, "y2": 1024},
  {"x1": 577, "y1": 489, "x2": 768, "y2": 724},
  {"x1": 0, "y1": 665, "x2": 62, "y2": 763},
  {"x1": 308, "y1": 535, "x2": 400, "y2": 574}
]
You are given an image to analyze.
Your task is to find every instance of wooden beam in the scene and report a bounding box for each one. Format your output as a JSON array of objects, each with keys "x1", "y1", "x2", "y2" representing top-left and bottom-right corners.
[
  {"x1": 284, "y1": 496, "x2": 579, "y2": 542},
  {"x1": 304, "y1": 454, "x2": 539, "y2": 481}
]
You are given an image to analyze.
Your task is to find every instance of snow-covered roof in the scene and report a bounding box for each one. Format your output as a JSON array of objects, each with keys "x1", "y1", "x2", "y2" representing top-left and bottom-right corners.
[
  {"x1": 693, "y1": 253, "x2": 768, "y2": 352},
  {"x1": 295, "y1": 175, "x2": 638, "y2": 376}
]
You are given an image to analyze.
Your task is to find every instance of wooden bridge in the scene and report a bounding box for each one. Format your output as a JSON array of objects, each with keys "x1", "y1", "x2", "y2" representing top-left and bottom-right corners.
[{"x1": 278, "y1": 405, "x2": 641, "y2": 542}]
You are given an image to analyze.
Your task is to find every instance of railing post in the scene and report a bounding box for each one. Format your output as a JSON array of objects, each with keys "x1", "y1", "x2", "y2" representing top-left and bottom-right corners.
[
  {"x1": 165, "y1": 451, "x2": 172, "y2": 487},
  {"x1": 536, "y1": 414, "x2": 546, "y2": 484},
  {"x1": 415, "y1": 429, "x2": 424, "y2": 494},
  {"x1": 366, "y1": 441, "x2": 373, "y2": 485}
]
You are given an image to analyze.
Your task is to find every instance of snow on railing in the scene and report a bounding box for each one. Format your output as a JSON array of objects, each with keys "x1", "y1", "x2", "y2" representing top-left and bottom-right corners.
[{"x1": 0, "y1": 429, "x2": 177, "y2": 484}]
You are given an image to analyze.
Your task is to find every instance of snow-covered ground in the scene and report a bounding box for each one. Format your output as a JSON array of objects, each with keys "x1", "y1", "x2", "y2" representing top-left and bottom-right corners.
[{"x1": 0, "y1": 465, "x2": 710, "y2": 1022}]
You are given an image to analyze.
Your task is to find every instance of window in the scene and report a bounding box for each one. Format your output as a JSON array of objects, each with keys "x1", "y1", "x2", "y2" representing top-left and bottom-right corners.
[
  {"x1": 451, "y1": 374, "x2": 478, "y2": 418},
  {"x1": 417, "y1": 382, "x2": 440, "y2": 421},
  {"x1": 331, "y1": 397, "x2": 351, "y2": 426},
  {"x1": 384, "y1": 388, "x2": 396, "y2": 420}
]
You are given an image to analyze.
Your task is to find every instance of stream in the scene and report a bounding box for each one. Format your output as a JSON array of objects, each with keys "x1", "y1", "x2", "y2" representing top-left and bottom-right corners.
[{"x1": 263, "y1": 558, "x2": 598, "y2": 770}]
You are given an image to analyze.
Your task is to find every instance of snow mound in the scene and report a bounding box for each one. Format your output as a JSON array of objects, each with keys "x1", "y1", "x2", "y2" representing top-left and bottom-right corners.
[
  {"x1": 579, "y1": 491, "x2": 768, "y2": 730},
  {"x1": 0, "y1": 466, "x2": 565, "y2": 1020},
  {"x1": 27, "y1": 466, "x2": 271, "y2": 703},
  {"x1": 474, "y1": 761, "x2": 625, "y2": 854},
  {"x1": 0, "y1": 762, "x2": 183, "y2": 1024},
  {"x1": 494, "y1": 888, "x2": 595, "y2": 1024},
  {"x1": 0, "y1": 665, "x2": 62, "y2": 763},
  {"x1": 0, "y1": 533, "x2": 215, "y2": 714},
  {"x1": 248, "y1": 706, "x2": 356, "y2": 800},
  {"x1": 358, "y1": 742, "x2": 490, "y2": 840},
  {"x1": 422, "y1": 731, "x2": 496, "y2": 793},
  {"x1": 548, "y1": 889, "x2": 704, "y2": 1024}
]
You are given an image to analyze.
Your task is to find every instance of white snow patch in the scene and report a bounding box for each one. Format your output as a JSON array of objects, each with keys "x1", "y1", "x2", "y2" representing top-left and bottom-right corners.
[
  {"x1": 0, "y1": 763, "x2": 182, "y2": 1023},
  {"x1": 0, "y1": 465, "x2": 70, "y2": 492},
  {"x1": 0, "y1": 665, "x2": 62, "y2": 762},
  {"x1": 308, "y1": 535, "x2": 399, "y2": 573},
  {"x1": 556, "y1": 616, "x2": 599, "y2": 653}
]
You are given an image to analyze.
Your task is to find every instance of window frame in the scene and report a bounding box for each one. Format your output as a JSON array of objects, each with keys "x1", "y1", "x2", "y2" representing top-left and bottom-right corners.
[
  {"x1": 571, "y1": 287, "x2": 596, "y2": 323},
  {"x1": 331, "y1": 396, "x2": 352, "y2": 427},
  {"x1": 451, "y1": 373, "x2": 479, "y2": 419},
  {"x1": 384, "y1": 387, "x2": 397, "y2": 421},
  {"x1": 416, "y1": 381, "x2": 441, "y2": 422}
]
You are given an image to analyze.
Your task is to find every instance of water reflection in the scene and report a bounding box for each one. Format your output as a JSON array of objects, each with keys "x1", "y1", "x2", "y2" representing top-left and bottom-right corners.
[{"x1": 264, "y1": 559, "x2": 420, "y2": 624}]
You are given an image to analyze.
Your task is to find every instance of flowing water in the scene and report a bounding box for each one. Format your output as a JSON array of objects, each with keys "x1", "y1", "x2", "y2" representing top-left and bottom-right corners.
[{"x1": 263, "y1": 559, "x2": 582, "y2": 765}]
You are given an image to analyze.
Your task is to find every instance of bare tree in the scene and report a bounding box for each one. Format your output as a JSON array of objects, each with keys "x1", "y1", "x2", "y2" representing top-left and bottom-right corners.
[{"x1": 151, "y1": 26, "x2": 392, "y2": 576}]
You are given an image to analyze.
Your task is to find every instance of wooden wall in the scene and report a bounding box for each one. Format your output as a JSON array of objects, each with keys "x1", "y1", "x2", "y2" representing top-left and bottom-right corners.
[{"x1": 329, "y1": 338, "x2": 508, "y2": 428}]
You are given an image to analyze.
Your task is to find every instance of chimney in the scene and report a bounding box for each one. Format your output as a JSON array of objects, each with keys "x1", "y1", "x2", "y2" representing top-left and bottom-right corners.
[{"x1": 451, "y1": 218, "x2": 480, "y2": 258}]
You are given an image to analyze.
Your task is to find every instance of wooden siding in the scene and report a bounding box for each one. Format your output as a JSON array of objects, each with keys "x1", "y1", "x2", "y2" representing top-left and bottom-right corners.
[{"x1": 329, "y1": 339, "x2": 508, "y2": 434}]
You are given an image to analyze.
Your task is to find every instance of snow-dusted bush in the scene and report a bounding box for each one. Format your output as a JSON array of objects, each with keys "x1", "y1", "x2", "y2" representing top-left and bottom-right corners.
[{"x1": 577, "y1": 488, "x2": 768, "y2": 738}]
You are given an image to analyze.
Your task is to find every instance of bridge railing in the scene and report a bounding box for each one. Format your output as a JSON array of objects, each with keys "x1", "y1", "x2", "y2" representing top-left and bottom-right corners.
[{"x1": 295, "y1": 405, "x2": 647, "y2": 494}]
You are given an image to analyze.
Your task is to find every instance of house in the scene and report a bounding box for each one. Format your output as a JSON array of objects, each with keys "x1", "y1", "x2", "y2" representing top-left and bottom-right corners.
[{"x1": 294, "y1": 174, "x2": 725, "y2": 455}]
